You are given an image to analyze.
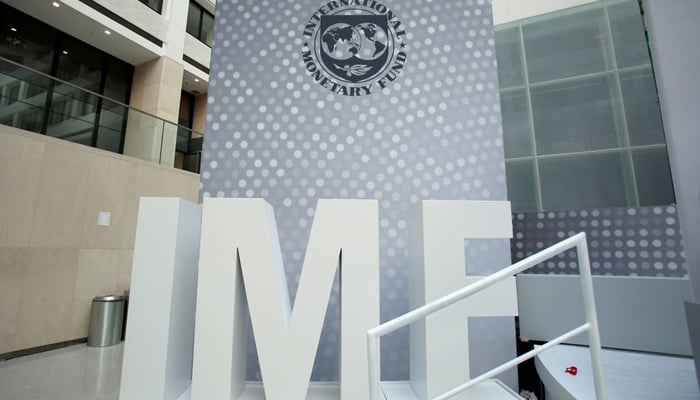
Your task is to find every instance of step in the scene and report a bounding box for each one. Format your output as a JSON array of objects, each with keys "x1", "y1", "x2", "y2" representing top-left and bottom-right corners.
[{"x1": 177, "y1": 380, "x2": 523, "y2": 400}]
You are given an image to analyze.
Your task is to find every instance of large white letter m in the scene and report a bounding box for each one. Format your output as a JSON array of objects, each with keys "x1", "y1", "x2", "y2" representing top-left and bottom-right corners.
[{"x1": 191, "y1": 198, "x2": 380, "y2": 400}]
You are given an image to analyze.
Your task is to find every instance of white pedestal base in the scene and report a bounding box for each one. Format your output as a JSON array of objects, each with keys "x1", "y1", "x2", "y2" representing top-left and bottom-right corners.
[
  {"x1": 536, "y1": 344, "x2": 700, "y2": 399},
  {"x1": 176, "y1": 381, "x2": 521, "y2": 400}
]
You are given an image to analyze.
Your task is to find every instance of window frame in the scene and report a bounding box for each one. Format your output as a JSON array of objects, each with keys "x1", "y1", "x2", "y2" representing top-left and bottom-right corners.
[
  {"x1": 138, "y1": 0, "x2": 163, "y2": 14},
  {"x1": 186, "y1": 0, "x2": 215, "y2": 47}
]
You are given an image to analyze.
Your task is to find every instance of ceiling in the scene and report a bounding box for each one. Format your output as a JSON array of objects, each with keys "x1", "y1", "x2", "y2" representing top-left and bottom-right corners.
[{"x1": 4, "y1": 0, "x2": 162, "y2": 66}]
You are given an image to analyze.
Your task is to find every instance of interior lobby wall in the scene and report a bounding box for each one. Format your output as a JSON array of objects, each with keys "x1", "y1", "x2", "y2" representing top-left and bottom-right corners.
[
  {"x1": 0, "y1": 125, "x2": 199, "y2": 355},
  {"x1": 200, "y1": 0, "x2": 516, "y2": 385},
  {"x1": 643, "y1": 0, "x2": 700, "y2": 302}
]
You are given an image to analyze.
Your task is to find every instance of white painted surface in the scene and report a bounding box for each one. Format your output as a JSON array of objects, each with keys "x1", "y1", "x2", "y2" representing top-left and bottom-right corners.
[
  {"x1": 191, "y1": 199, "x2": 379, "y2": 400},
  {"x1": 492, "y1": 0, "x2": 599, "y2": 25},
  {"x1": 119, "y1": 198, "x2": 202, "y2": 400},
  {"x1": 518, "y1": 275, "x2": 693, "y2": 356},
  {"x1": 184, "y1": 35, "x2": 212, "y2": 71},
  {"x1": 98, "y1": 211, "x2": 111, "y2": 226},
  {"x1": 643, "y1": 0, "x2": 700, "y2": 303},
  {"x1": 409, "y1": 201, "x2": 518, "y2": 399},
  {"x1": 181, "y1": 381, "x2": 521, "y2": 400},
  {"x1": 536, "y1": 344, "x2": 700, "y2": 400},
  {"x1": 162, "y1": 0, "x2": 189, "y2": 62},
  {"x1": 190, "y1": 198, "x2": 247, "y2": 400}
]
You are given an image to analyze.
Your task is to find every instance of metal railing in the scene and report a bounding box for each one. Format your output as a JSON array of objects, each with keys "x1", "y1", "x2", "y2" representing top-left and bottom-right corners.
[
  {"x1": 367, "y1": 232, "x2": 607, "y2": 400},
  {"x1": 0, "y1": 56, "x2": 202, "y2": 173}
]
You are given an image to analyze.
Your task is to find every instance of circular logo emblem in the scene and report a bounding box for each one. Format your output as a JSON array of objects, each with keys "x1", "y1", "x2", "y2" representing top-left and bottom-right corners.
[{"x1": 302, "y1": 1, "x2": 407, "y2": 96}]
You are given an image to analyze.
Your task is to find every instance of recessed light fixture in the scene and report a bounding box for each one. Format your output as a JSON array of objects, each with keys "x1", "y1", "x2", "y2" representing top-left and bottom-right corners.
[
  {"x1": 104, "y1": 30, "x2": 111, "y2": 35},
  {"x1": 194, "y1": 78, "x2": 200, "y2": 82},
  {"x1": 62, "y1": 50, "x2": 68, "y2": 55},
  {"x1": 10, "y1": 27, "x2": 17, "y2": 32},
  {"x1": 52, "y1": 1, "x2": 60, "y2": 7}
]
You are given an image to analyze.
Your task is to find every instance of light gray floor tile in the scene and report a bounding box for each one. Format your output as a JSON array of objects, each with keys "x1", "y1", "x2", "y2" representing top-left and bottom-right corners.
[{"x1": 0, "y1": 344, "x2": 123, "y2": 400}]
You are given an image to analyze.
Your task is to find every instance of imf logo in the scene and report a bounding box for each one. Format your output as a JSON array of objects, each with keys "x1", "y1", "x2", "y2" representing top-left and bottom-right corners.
[{"x1": 302, "y1": 1, "x2": 407, "y2": 96}]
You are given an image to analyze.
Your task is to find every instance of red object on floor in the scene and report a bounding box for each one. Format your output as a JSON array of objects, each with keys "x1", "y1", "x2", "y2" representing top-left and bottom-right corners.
[{"x1": 564, "y1": 366, "x2": 578, "y2": 376}]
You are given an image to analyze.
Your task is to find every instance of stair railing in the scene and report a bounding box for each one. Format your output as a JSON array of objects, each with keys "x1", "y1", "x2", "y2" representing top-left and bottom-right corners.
[{"x1": 367, "y1": 232, "x2": 607, "y2": 400}]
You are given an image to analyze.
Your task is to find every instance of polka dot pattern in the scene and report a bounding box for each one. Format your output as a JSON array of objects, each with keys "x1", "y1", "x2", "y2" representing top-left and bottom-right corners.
[
  {"x1": 201, "y1": 0, "x2": 508, "y2": 381},
  {"x1": 512, "y1": 206, "x2": 688, "y2": 277}
]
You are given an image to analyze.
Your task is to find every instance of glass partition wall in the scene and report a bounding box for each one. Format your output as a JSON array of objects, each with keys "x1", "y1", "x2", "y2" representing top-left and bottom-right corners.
[
  {"x1": 0, "y1": 3, "x2": 132, "y2": 153},
  {"x1": 0, "y1": 3, "x2": 202, "y2": 173},
  {"x1": 496, "y1": 0, "x2": 674, "y2": 212},
  {"x1": 0, "y1": 57, "x2": 202, "y2": 172}
]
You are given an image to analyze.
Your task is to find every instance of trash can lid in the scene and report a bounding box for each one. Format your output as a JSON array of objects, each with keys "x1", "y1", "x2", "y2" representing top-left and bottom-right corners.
[{"x1": 93, "y1": 294, "x2": 126, "y2": 302}]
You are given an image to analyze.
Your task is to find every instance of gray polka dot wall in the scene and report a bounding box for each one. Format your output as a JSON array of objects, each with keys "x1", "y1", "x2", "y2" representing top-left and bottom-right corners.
[{"x1": 201, "y1": 0, "x2": 513, "y2": 382}]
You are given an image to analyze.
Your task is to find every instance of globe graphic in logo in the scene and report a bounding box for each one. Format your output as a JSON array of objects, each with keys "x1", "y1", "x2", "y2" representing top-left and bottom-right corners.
[
  {"x1": 302, "y1": 5, "x2": 407, "y2": 95},
  {"x1": 317, "y1": 15, "x2": 392, "y2": 84},
  {"x1": 321, "y1": 23, "x2": 388, "y2": 61}
]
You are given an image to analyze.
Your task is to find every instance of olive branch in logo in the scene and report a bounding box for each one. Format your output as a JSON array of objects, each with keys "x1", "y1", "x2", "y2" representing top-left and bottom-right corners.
[{"x1": 334, "y1": 64, "x2": 372, "y2": 77}]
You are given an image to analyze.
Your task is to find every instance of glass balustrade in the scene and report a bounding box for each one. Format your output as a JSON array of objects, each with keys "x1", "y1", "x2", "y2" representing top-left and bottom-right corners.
[{"x1": 0, "y1": 56, "x2": 202, "y2": 173}]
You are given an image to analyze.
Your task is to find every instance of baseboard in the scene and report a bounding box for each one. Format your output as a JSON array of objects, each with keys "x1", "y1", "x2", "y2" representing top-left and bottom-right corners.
[{"x1": 0, "y1": 338, "x2": 87, "y2": 361}]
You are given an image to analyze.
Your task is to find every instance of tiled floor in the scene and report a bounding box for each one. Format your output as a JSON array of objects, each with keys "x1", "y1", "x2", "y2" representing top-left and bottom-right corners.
[
  {"x1": 0, "y1": 343, "x2": 123, "y2": 400},
  {"x1": 0, "y1": 343, "x2": 522, "y2": 400}
]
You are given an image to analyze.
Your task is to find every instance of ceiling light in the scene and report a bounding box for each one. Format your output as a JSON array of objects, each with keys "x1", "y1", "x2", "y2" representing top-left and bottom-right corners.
[
  {"x1": 52, "y1": 1, "x2": 60, "y2": 7},
  {"x1": 10, "y1": 27, "x2": 17, "y2": 32},
  {"x1": 104, "y1": 30, "x2": 111, "y2": 35},
  {"x1": 62, "y1": 50, "x2": 68, "y2": 55},
  {"x1": 194, "y1": 78, "x2": 200, "y2": 82}
]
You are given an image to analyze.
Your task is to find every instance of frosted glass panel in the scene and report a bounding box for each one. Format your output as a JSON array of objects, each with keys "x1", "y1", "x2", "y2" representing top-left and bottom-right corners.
[
  {"x1": 523, "y1": 5, "x2": 613, "y2": 83},
  {"x1": 620, "y1": 68, "x2": 665, "y2": 146},
  {"x1": 495, "y1": 26, "x2": 525, "y2": 89},
  {"x1": 506, "y1": 160, "x2": 538, "y2": 212},
  {"x1": 497, "y1": 0, "x2": 675, "y2": 210},
  {"x1": 532, "y1": 74, "x2": 622, "y2": 155},
  {"x1": 608, "y1": 0, "x2": 650, "y2": 68},
  {"x1": 633, "y1": 149, "x2": 676, "y2": 207},
  {"x1": 500, "y1": 89, "x2": 532, "y2": 158},
  {"x1": 539, "y1": 152, "x2": 633, "y2": 210}
]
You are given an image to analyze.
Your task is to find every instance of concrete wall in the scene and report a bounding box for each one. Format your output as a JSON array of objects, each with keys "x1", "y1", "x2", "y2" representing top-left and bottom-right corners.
[
  {"x1": 124, "y1": 57, "x2": 184, "y2": 168},
  {"x1": 93, "y1": 0, "x2": 169, "y2": 41},
  {"x1": 184, "y1": 35, "x2": 212, "y2": 70},
  {"x1": 643, "y1": 0, "x2": 700, "y2": 301},
  {"x1": 0, "y1": 125, "x2": 199, "y2": 355}
]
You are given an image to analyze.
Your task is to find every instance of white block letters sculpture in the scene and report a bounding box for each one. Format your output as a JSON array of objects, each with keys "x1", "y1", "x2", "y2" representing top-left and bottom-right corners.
[
  {"x1": 191, "y1": 198, "x2": 379, "y2": 400},
  {"x1": 409, "y1": 201, "x2": 518, "y2": 399},
  {"x1": 119, "y1": 198, "x2": 202, "y2": 400},
  {"x1": 120, "y1": 198, "x2": 518, "y2": 400}
]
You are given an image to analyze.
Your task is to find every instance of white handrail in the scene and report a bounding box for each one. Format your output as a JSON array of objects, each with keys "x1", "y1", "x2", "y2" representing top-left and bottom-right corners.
[{"x1": 367, "y1": 232, "x2": 607, "y2": 400}]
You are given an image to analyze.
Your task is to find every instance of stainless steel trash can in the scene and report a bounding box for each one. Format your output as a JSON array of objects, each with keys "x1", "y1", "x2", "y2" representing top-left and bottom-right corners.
[{"x1": 87, "y1": 295, "x2": 125, "y2": 347}]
